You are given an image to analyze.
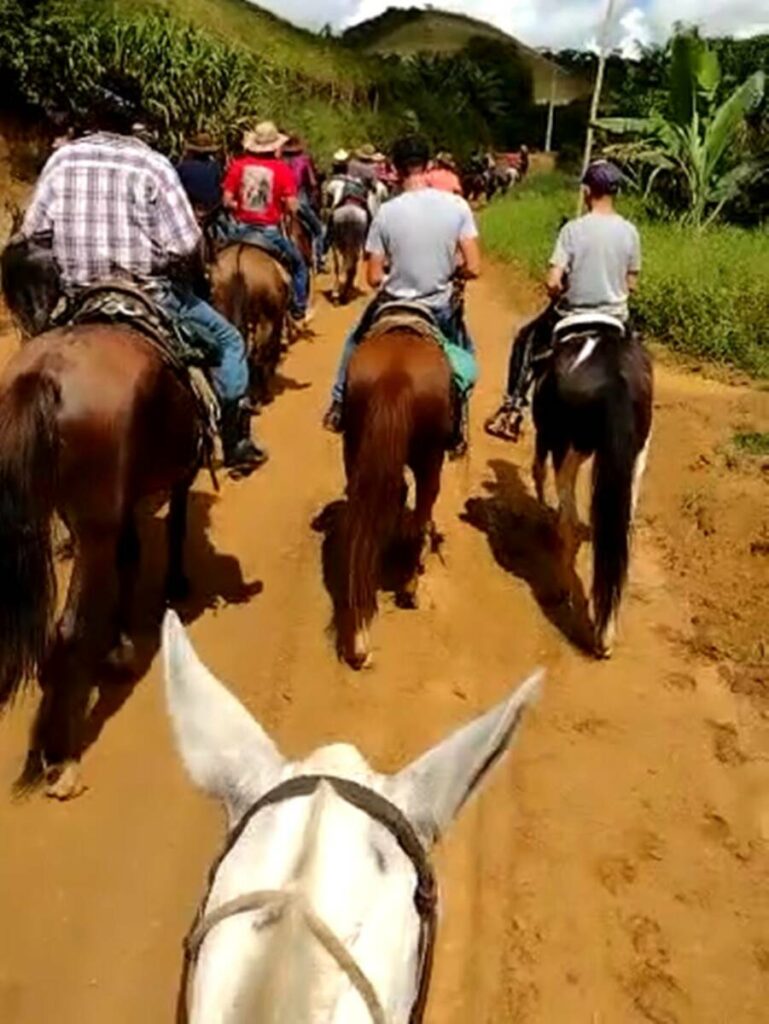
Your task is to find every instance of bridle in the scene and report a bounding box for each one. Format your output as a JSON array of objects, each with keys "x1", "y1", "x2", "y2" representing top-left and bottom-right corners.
[{"x1": 178, "y1": 774, "x2": 438, "y2": 1024}]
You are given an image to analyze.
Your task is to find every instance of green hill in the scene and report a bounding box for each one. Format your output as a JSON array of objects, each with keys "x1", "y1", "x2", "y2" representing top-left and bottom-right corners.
[
  {"x1": 108, "y1": 0, "x2": 368, "y2": 87},
  {"x1": 344, "y1": 6, "x2": 590, "y2": 106}
]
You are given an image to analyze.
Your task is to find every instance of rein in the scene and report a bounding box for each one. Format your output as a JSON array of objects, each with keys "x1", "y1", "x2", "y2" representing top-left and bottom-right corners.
[{"x1": 179, "y1": 774, "x2": 438, "y2": 1024}]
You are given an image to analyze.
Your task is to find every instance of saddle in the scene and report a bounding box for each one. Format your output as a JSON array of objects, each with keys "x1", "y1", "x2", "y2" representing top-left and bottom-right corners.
[
  {"x1": 369, "y1": 300, "x2": 478, "y2": 399},
  {"x1": 228, "y1": 230, "x2": 295, "y2": 274},
  {"x1": 552, "y1": 311, "x2": 626, "y2": 343},
  {"x1": 55, "y1": 281, "x2": 219, "y2": 454},
  {"x1": 370, "y1": 300, "x2": 442, "y2": 342}
]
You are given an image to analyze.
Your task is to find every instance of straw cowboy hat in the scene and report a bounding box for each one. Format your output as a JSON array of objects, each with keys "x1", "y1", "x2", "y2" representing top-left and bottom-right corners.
[
  {"x1": 243, "y1": 121, "x2": 288, "y2": 155},
  {"x1": 435, "y1": 150, "x2": 457, "y2": 169},
  {"x1": 355, "y1": 143, "x2": 377, "y2": 161},
  {"x1": 185, "y1": 131, "x2": 218, "y2": 154},
  {"x1": 333, "y1": 149, "x2": 350, "y2": 162}
]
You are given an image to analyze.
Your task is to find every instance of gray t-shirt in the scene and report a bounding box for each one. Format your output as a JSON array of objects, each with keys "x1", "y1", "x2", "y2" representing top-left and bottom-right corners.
[
  {"x1": 366, "y1": 188, "x2": 477, "y2": 308},
  {"x1": 551, "y1": 212, "x2": 641, "y2": 319}
]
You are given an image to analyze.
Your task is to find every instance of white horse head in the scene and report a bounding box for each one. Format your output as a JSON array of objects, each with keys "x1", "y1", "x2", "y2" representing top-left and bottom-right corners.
[{"x1": 163, "y1": 611, "x2": 541, "y2": 1023}]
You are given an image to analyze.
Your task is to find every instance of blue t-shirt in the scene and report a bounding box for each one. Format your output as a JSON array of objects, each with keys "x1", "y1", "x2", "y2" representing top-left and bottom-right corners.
[{"x1": 365, "y1": 188, "x2": 477, "y2": 309}]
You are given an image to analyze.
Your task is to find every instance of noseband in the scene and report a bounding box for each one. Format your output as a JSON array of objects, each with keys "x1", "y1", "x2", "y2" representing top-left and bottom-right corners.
[{"x1": 179, "y1": 774, "x2": 438, "y2": 1024}]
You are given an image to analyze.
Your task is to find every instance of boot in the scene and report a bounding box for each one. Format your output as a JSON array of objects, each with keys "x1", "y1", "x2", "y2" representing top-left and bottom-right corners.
[
  {"x1": 220, "y1": 401, "x2": 268, "y2": 476},
  {"x1": 448, "y1": 395, "x2": 469, "y2": 460},
  {"x1": 484, "y1": 396, "x2": 524, "y2": 442},
  {"x1": 322, "y1": 399, "x2": 344, "y2": 434}
]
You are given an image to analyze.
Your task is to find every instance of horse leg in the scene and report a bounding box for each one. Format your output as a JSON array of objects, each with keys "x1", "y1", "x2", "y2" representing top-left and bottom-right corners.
[
  {"x1": 631, "y1": 430, "x2": 652, "y2": 521},
  {"x1": 332, "y1": 245, "x2": 341, "y2": 302},
  {"x1": 34, "y1": 533, "x2": 119, "y2": 799},
  {"x1": 397, "y1": 451, "x2": 444, "y2": 610},
  {"x1": 533, "y1": 433, "x2": 549, "y2": 506},
  {"x1": 554, "y1": 448, "x2": 586, "y2": 606},
  {"x1": 105, "y1": 513, "x2": 140, "y2": 674},
  {"x1": 165, "y1": 479, "x2": 192, "y2": 604}
]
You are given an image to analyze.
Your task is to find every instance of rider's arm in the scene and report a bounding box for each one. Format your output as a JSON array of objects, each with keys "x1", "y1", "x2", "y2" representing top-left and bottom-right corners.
[
  {"x1": 627, "y1": 271, "x2": 640, "y2": 293},
  {"x1": 547, "y1": 222, "x2": 572, "y2": 298},
  {"x1": 221, "y1": 159, "x2": 241, "y2": 211},
  {"x1": 367, "y1": 253, "x2": 386, "y2": 289},
  {"x1": 457, "y1": 200, "x2": 481, "y2": 279},
  {"x1": 21, "y1": 157, "x2": 59, "y2": 239},
  {"x1": 627, "y1": 224, "x2": 642, "y2": 295},
  {"x1": 155, "y1": 162, "x2": 202, "y2": 258},
  {"x1": 365, "y1": 213, "x2": 387, "y2": 289}
]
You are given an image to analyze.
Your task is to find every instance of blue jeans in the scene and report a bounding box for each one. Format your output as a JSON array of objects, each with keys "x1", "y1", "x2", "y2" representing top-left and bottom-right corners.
[
  {"x1": 160, "y1": 289, "x2": 248, "y2": 403},
  {"x1": 227, "y1": 222, "x2": 308, "y2": 318},
  {"x1": 330, "y1": 295, "x2": 475, "y2": 403},
  {"x1": 298, "y1": 197, "x2": 324, "y2": 268}
]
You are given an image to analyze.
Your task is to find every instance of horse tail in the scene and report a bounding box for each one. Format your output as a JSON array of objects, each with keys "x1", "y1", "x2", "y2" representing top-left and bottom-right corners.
[
  {"x1": 346, "y1": 378, "x2": 412, "y2": 624},
  {"x1": 591, "y1": 374, "x2": 635, "y2": 642},
  {"x1": 0, "y1": 372, "x2": 59, "y2": 706}
]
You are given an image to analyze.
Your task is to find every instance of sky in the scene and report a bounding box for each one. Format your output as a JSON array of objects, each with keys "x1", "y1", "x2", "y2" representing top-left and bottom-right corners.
[{"x1": 257, "y1": 0, "x2": 769, "y2": 53}]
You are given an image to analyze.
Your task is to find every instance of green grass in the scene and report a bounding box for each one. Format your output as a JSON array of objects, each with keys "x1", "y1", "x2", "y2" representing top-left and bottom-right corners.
[
  {"x1": 480, "y1": 173, "x2": 769, "y2": 377},
  {"x1": 733, "y1": 431, "x2": 769, "y2": 455}
]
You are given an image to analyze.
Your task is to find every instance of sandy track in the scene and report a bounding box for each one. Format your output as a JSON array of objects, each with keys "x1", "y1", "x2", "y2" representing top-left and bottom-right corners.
[{"x1": 0, "y1": 268, "x2": 767, "y2": 1023}]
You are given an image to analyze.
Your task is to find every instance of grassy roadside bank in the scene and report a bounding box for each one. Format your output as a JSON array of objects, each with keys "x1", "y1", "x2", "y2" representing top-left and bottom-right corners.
[{"x1": 479, "y1": 173, "x2": 769, "y2": 378}]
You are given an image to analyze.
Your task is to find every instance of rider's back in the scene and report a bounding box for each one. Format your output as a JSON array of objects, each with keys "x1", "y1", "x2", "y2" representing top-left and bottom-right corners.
[
  {"x1": 554, "y1": 212, "x2": 640, "y2": 320},
  {"x1": 368, "y1": 188, "x2": 475, "y2": 308},
  {"x1": 24, "y1": 133, "x2": 198, "y2": 293}
]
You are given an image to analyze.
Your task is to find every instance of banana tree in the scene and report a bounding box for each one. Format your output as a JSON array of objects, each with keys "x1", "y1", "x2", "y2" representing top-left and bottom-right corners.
[{"x1": 595, "y1": 31, "x2": 765, "y2": 227}]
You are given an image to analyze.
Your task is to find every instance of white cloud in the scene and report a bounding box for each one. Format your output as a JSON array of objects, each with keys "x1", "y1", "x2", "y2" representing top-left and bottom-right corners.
[{"x1": 255, "y1": 0, "x2": 769, "y2": 51}]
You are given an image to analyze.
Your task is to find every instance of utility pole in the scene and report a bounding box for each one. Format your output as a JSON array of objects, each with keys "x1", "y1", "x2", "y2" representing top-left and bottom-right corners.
[
  {"x1": 544, "y1": 68, "x2": 557, "y2": 152},
  {"x1": 578, "y1": 0, "x2": 618, "y2": 213}
]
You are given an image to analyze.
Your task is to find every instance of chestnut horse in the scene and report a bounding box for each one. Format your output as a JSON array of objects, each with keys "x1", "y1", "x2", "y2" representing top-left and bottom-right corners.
[
  {"x1": 340, "y1": 324, "x2": 452, "y2": 669},
  {"x1": 0, "y1": 262, "x2": 203, "y2": 798},
  {"x1": 210, "y1": 243, "x2": 291, "y2": 405}
]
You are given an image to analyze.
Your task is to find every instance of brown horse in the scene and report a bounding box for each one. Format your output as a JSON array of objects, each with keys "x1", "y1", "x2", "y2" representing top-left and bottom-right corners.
[
  {"x1": 340, "y1": 324, "x2": 452, "y2": 669},
  {"x1": 0, "y1": 322, "x2": 203, "y2": 799},
  {"x1": 210, "y1": 243, "x2": 291, "y2": 405}
]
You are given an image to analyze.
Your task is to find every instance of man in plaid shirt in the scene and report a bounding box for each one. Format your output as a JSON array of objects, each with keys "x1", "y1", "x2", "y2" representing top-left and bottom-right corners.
[{"x1": 21, "y1": 89, "x2": 266, "y2": 474}]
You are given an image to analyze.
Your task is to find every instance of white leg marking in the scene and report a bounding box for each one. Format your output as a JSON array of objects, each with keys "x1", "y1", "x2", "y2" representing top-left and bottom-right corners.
[{"x1": 631, "y1": 430, "x2": 652, "y2": 521}]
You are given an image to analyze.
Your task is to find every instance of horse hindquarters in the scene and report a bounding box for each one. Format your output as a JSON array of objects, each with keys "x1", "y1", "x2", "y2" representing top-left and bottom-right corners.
[
  {"x1": 0, "y1": 372, "x2": 59, "y2": 706},
  {"x1": 342, "y1": 383, "x2": 412, "y2": 669}
]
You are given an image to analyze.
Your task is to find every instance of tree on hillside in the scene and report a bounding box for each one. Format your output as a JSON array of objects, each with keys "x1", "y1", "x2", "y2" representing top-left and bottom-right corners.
[{"x1": 596, "y1": 30, "x2": 766, "y2": 226}]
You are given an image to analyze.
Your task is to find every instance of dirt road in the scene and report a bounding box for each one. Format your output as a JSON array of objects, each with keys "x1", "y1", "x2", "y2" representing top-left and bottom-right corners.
[{"x1": 0, "y1": 268, "x2": 767, "y2": 1023}]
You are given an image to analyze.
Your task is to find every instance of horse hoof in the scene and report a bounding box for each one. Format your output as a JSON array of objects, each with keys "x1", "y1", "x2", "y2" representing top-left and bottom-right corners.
[
  {"x1": 45, "y1": 761, "x2": 87, "y2": 801},
  {"x1": 105, "y1": 635, "x2": 136, "y2": 674}
]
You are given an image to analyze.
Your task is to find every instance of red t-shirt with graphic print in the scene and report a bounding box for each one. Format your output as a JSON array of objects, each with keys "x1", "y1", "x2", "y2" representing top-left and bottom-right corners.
[{"x1": 222, "y1": 156, "x2": 297, "y2": 226}]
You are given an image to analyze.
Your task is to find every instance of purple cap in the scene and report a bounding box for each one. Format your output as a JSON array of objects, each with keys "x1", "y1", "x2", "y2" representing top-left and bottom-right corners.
[{"x1": 582, "y1": 160, "x2": 623, "y2": 194}]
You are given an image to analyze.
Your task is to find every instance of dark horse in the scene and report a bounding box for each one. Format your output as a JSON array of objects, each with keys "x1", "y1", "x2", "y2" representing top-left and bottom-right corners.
[
  {"x1": 531, "y1": 316, "x2": 653, "y2": 657},
  {"x1": 210, "y1": 242, "x2": 291, "y2": 405},
  {"x1": 329, "y1": 204, "x2": 367, "y2": 305},
  {"x1": 0, "y1": 245, "x2": 203, "y2": 798},
  {"x1": 340, "y1": 322, "x2": 452, "y2": 669}
]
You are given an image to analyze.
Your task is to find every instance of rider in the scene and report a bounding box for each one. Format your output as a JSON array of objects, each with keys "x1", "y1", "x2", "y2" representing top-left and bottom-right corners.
[
  {"x1": 426, "y1": 152, "x2": 463, "y2": 196},
  {"x1": 485, "y1": 159, "x2": 641, "y2": 441},
  {"x1": 19, "y1": 84, "x2": 267, "y2": 474},
  {"x1": 221, "y1": 121, "x2": 310, "y2": 328},
  {"x1": 176, "y1": 132, "x2": 223, "y2": 218},
  {"x1": 282, "y1": 134, "x2": 325, "y2": 272},
  {"x1": 322, "y1": 134, "x2": 480, "y2": 439},
  {"x1": 322, "y1": 149, "x2": 370, "y2": 256}
]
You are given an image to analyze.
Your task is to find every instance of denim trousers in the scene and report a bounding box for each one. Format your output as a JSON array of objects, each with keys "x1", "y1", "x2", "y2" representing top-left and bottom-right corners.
[{"x1": 160, "y1": 288, "x2": 248, "y2": 402}]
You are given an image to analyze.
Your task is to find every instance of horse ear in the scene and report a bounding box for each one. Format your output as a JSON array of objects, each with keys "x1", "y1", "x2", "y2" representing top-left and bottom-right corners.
[
  {"x1": 388, "y1": 672, "x2": 542, "y2": 847},
  {"x1": 162, "y1": 611, "x2": 285, "y2": 822}
]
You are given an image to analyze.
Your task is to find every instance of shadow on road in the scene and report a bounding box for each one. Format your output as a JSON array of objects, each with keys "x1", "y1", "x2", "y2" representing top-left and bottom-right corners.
[{"x1": 461, "y1": 457, "x2": 593, "y2": 653}]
